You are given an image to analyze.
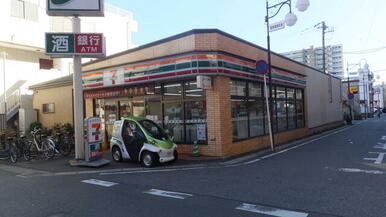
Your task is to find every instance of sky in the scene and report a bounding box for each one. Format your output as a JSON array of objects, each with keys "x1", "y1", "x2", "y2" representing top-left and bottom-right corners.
[{"x1": 106, "y1": 0, "x2": 386, "y2": 84}]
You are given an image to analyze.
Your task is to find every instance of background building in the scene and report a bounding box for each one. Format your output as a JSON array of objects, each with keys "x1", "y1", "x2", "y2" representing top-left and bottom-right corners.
[
  {"x1": 0, "y1": 0, "x2": 137, "y2": 132},
  {"x1": 342, "y1": 64, "x2": 375, "y2": 119},
  {"x1": 373, "y1": 85, "x2": 384, "y2": 109},
  {"x1": 281, "y1": 45, "x2": 344, "y2": 77}
]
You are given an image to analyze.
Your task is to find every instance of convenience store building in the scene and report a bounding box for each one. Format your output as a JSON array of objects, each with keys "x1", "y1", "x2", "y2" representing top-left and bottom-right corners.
[{"x1": 81, "y1": 29, "x2": 343, "y2": 157}]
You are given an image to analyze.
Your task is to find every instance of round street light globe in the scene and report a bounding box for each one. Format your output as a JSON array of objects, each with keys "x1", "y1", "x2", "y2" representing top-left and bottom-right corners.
[
  {"x1": 296, "y1": 0, "x2": 310, "y2": 12},
  {"x1": 285, "y1": 12, "x2": 297, "y2": 26}
]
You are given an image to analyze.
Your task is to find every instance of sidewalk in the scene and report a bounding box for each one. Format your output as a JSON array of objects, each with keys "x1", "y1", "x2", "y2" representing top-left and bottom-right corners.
[
  {"x1": 0, "y1": 120, "x2": 366, "y2": 174},
  {"x1": 3, "y1": 150, "x2": 218, "y2": 173}
]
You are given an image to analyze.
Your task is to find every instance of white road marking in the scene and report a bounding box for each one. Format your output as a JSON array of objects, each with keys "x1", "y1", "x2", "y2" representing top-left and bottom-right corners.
[
  {"x1": 81, "y1": 179, "x2": 118, "y2": 187},
  {"x1": 375, "y1": 143, "x2": 386, "y2": 150},
  {"x1": 144, "y1": 189, "x2": 193, "y2": 200},
  {"x1": 100, "y1": 166, "x2": 207, "y2": 176},
  {"x1": 364, "y1": 152, "x2": 386, "y2": 164},
  {"x1": 243, "y1": 158, "x2": 261, "y2": 165},
  {"x1": 236, "y1": 203, "x2": 308, "y2": 217},
  {"x1": 338, "y1": 168, "x2": 385, "y2": 175}
]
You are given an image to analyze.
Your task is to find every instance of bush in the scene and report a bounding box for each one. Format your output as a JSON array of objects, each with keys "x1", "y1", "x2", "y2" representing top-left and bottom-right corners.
[
  {"x1": 29, "y1": 122, "x2": 42, "y2": 132},
  {"x1": 62, "y1": 123, "x2": 74, "y2": 134}
]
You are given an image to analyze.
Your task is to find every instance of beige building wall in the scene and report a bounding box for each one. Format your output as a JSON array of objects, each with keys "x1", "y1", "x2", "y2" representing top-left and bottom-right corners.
[
  {"x1": 32, "y1": 85, "x2": 73, "y2": 128},
  {"x1": 306, "y1": 68, "x2": 343, "y2": 128}
]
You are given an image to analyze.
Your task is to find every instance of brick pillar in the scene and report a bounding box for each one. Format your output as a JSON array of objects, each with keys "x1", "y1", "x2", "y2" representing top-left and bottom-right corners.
[{"x1": 206, "y1": 76, "x2": 232, "y2": 156}]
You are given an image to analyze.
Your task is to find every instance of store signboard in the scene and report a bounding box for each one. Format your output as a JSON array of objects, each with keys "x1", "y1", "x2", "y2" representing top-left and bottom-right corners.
[
  {"x1": 47, "y1": 0, "x2": 104, "y2": 17},
  {"x1": 46, "y1": 33, "x2": 105, "y2": 57},
  {"x1": 83, "y1": 85, "x2": 155, "y2": 99},
  {"x1": 104, "y1": 68, "x2": 124, "y2": 86},
  {"x1": 84, "y1": 117, "x2": 103, "y2": 161},
  {"x1": 197, "y1": 76, "x2": 212, "y2": 89},
  {"x1": 349, "y1": 86, "x2": 358, "y2": 94}
]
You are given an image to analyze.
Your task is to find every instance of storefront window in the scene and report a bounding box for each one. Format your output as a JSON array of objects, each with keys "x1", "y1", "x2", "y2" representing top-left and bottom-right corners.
[
  {"x1": 164, "y1": 82, "x2": 182, "y2": 99},
  {"x1": 287, "y1": 88, "x2": 295, "y2": 99},
  {"x1": 164, "y1": 102, "x2": 184, "y2": 143},
  {"x1": 231, "y1": 99, "x2": 248, "y2": 140},
  {"x1": 296, "y1": 89, "x2": 303, "y2": 100},
  {"x1": 277, "y1": 100, "x2": 287, "y2": 132},
  {"x1": 185, "y1": 101, "x2": 207, "y2": 143},
  {"x1": 230, "y1": 80, "x2": 246, "y2": 96},
  {"x1": 249, "y1": 82, "x2": 262, "y2": 97},
  {"x1": 248, "y1": 99, "x2": 264, "y2": 137},
  {"x1": 104, "y1": 100, "x2": 118, "y2": 141},
  {"x1": 185, "y1": 81, "x2": 205, "y2": 98},
  {"x1": 132, "y1": 98, "x2": 145, "y2": 117},
  {"x1": 145, "y1": 96, "x2": 162, "y2": 124},
  {"x1": 296, "y1": 100, "x2": 304, "y2": 128},
  {"x1": 272, "y1": 99, "x2": 278, "y2": 133},
  {"x1": 276, "y1": 86, "x2": 286, "y2": 99},
  {"x1": 119, "y1": 100, "x2": 131, "y2": 118},
  {"x1": 287, "y1": 101, "x2": 296, "y2": 129}
]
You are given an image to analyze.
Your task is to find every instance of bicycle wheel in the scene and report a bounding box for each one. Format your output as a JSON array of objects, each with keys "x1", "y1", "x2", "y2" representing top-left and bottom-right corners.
[
  {"x1": 9, "y1": 143, "x2": 18, "y2": 164},
  {"x1": 59, "y1": 134, "x2": 71, "y2": 156},
  {"x1": 42, "y1": 139, "x2": 55, "y2": 160},
  {"x1": 22, "y1": 141, "x2": 32, "y2": 161}
]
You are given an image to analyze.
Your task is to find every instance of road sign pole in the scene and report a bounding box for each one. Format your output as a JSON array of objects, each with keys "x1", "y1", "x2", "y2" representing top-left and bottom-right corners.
[
  {"x1": 72, "y1": 16, "x2": 85, "y2": 160},
  {"x1": 264, "y1": 74, "x2": 274, "y2": 151}
]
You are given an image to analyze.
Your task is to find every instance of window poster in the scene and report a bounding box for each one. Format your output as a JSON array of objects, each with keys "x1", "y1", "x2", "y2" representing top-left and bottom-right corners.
[{"x1": 197, "y1": 124, "x2": 206, "y2": 141}]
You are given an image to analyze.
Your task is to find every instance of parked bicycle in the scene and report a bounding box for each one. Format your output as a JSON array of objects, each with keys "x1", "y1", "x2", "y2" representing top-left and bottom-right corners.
[
  {"x1": 11, "y1": 132, "x2": 31, "y2": 161},
  {"x1": 50, "y1": 126, "x2": 72, "y2": 156},
  {"x1": 25, "y1": 127, "x2": 55, "y2": 160},
  {"x1": 0, "y1": 134, "x2": 18, "y2": 163}
]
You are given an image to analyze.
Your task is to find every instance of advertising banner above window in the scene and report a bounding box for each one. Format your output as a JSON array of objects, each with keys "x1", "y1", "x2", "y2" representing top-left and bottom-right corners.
[
  {"x1": 46, "y1": 33, "x2": 105, "y2": 58},
  {"x1": 46, "y1": 0, "x2": 104, "y2": 17}
]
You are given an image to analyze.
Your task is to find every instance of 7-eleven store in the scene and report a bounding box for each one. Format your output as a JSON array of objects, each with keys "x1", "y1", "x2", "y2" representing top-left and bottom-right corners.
[{"x1": 81, "y1": 29, "x2": 341, "y2": 157}]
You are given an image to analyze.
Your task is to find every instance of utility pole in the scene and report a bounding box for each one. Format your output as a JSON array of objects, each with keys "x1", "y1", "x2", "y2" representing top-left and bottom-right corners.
[
  {"x1": 322, "y1": 21, "x2": 326, "y2": 73},
  {"x1": 315, "y1": 21, "x2": 334, "y2": 73}
]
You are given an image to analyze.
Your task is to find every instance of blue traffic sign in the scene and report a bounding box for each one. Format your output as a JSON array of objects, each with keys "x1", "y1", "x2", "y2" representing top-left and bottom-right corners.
[
  {"x1": 348, "y1": 93, "x2": 354, "y2": 100},
  {"x1": 256, "y1": 60, "x2": 268, "y2": 74}
]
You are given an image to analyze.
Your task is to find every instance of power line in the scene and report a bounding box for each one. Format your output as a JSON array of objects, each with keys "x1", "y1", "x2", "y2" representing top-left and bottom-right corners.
[{"x1": 344, "y1": 46, "x2": 386, "y2": 54}]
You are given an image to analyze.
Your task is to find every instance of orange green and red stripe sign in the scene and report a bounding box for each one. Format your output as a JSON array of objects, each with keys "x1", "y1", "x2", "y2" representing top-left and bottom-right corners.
[{"x1": 82, "y1": 52, "x2": 306, "y2": 89}]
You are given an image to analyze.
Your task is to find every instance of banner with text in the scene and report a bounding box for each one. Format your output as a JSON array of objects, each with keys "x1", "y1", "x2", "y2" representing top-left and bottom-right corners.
[{"x1": 46, "y1": 33, "x2": 105, "y2": 58}]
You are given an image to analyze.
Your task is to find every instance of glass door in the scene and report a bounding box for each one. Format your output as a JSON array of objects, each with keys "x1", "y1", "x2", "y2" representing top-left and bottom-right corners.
[
  {"x1": 104, "y1": 100, "x2": 118, "y2": 143},
  {"x1": 119, "y1": 100, "x2": 132, "y2": 118}
]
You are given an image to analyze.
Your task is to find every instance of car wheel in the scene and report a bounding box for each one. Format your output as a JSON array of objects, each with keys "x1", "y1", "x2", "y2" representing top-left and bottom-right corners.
[
  {"x1": 112, "y1": 146, "x2": 122, "y2": 162},
  {"x1": 141, "y1": 152, "x2": 157, "y2": 168},
  {"x1": 172, "y1": 150, "x2": 178, "y2": 162}
]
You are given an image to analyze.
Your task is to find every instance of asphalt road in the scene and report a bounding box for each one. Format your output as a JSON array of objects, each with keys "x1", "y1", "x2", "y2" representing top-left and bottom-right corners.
[{"x1": 1, "y1": 117, "x2": 386, "y2": 217}]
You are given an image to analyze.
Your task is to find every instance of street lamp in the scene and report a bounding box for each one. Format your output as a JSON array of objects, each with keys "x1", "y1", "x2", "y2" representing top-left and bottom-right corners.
[{"x1": 265, "y1": 0, "x2": 309, "y2": 151}]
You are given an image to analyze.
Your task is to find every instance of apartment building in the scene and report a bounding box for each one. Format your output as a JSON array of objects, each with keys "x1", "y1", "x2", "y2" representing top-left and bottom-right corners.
[
  {"x1": 0, "y1": 0, "x2": 137, "y2": 132},
  {"x1": 281, "y1": 45, "x2": 344, "y2": 78}
]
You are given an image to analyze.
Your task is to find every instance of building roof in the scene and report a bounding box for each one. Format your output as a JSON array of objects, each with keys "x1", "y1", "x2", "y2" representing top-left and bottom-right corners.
[
  {"x1": 82, "y1": 29, "x2": 340, "y2": 80},
  {"x1": 29, "y1": 74, "x2": 73, "y2": 90}
]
